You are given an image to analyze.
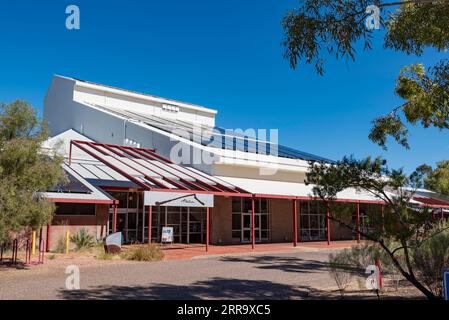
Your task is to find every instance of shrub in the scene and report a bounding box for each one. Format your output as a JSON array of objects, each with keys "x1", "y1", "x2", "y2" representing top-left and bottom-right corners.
[
  {"x1": 52, "y1": 236, "x2": 66, "y2": 253},
  {"x1": 121, "y1": 244, "x2": 164, "y2": 262},
  {"x1": 96, "y1": 252, "x2": 115, "y2": 260},
  {"x1": 70, "y1": 229, "x2": 95, "y2": 251},
  {"x1": 328, "y1": 249, "x2": 360, "y2": 297},
  {"x1": 411, "y1": 222, "x2": 449, "y2": 297}
]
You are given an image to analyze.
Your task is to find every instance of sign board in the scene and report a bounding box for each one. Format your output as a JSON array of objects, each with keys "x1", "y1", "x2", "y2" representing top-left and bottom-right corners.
[
  {"x1": 444, "y1": 270, "x2": 449, "y2": 301},
  {"x1": 144, "y1": 191, "x2": 214, "y2": 208},
  {"x1": 161, "y1": 227, "x2": 174, "y2": 244}
]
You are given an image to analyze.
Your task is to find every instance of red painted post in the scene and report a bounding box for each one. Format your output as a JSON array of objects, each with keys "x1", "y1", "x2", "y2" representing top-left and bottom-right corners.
[
  {"x1": 375, "y1": 258, "x2": 383, "y2": 290},
  {"x1": 356, "y1": 203, "x2": 361, "y2": 244},
  {"x1": 251, "y1": 197, "x2": 256, "y2": 250},
  {"x1": 298, "y1": 200, "x2": 301, "y2": 244},
  {"x1": 113, "y1": 205, "x2": 118, "y2": 233},
  {"x1": 293, "y1": 199, "x2": 298, "y2": 247},
  {"x1": 148, "y1": 206, "x2": 152, "y2": 244},
  {"x1": 206, "y1": 207, "x2": 210, "y2": 252},
  {"x1": 326, "y1": 205, "x2": 331, "y2": 246}
]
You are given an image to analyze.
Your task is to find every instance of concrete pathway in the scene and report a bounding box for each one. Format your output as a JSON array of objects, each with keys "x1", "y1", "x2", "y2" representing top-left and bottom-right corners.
[{"x1": 1, "y1": 250, "x2": 343, "y2": 300}]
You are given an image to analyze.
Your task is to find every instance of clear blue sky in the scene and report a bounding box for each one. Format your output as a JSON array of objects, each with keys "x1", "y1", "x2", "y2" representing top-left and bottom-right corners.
[{"x1": 0, "y1": 0, "x2": 447, "y2": 173}]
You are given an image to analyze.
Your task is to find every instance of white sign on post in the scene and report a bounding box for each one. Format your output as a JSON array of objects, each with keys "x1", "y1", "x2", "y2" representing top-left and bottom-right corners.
[
  {"x1": 144, "y1": 191, "x2": 214, "y2": 208},
  {"x1": 161, "y1": 227, "x2": 174, "y2": 244}
]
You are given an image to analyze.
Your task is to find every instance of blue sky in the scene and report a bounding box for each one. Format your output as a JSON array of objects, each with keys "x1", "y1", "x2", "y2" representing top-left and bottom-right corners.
[{"x1": 0, "y1": 0, "x2": 447, "y2": 173}]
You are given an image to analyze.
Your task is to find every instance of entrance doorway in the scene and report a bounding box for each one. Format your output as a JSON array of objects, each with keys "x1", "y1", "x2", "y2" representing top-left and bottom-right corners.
[{"x1": 232, "y1": 198, "x2": 271, "y2": 243}]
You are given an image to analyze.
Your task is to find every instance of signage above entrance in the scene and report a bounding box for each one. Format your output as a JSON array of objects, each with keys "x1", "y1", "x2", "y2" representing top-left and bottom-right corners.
[{"x1": 144, "y1": 191, "x2": 214, "y2": 208}]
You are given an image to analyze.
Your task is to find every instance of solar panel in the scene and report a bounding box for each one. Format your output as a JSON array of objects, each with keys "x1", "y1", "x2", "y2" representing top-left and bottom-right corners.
[
  {"x1": 48, "y1": 171, "x2": 93, "y2": 194},
  {"x1": 93, "y1": 105, "x2": 334, "y2": 163}
]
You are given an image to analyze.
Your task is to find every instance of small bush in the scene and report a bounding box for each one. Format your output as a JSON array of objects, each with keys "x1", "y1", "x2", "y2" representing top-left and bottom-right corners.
[
  {"x1": 52, "y1": 236, "x2": 66, "y2": 253},
  {"x1": 121, "y1": 244, "x2": 164, "y2": 262},
  {"x1": 96, "y1": 252, "x2": 115, "y2": 260},
  {"x1": 328, "y1": 250, "x2": 356, "y2": 297},
  {"x1": 70, "y1": 229, "x2": 95, "y2": 251}
]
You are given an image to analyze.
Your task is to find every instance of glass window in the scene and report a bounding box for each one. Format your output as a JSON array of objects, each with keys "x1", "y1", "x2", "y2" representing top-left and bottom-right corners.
[
  {"x1": 232, "y1": 198, "x2": 242, "y2": 213},
  {"x1": 232, "y1": 214, "x2": 241, "y2": 230},
  {"x1": 55, "y1": 203, "x2": 96, "y2": 216},
  {"x1": 243, "y1": 198, "x2": 252, "y2": 213}
]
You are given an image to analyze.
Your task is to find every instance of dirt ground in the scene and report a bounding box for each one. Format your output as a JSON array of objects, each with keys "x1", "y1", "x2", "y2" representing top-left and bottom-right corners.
[{"x1": 0, "y1": 246, "x2": 425, "y2": 300}]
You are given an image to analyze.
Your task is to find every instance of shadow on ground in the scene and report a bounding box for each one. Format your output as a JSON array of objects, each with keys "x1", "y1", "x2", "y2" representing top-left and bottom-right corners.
[
  {"x1": 60, "y1": 277, "x2": 313, "y2": 300},
  {"x1": 220, "y1": 255, "x2": 330, "y2": 274}
]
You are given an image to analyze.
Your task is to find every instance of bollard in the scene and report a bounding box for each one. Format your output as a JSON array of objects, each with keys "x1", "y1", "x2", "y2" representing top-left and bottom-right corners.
[
  {"x1": 38, "y1": 239, "x2": 45, "y2": 264},
  {"x1": 65, "y1": 230, "x2": 70, "y2": 255},
  {"x1": 375, "y1": 258, "x2": 383, "y2": 290},
  {"x1": 32, "y1": 231, "x2": 36, "y2": 256}
]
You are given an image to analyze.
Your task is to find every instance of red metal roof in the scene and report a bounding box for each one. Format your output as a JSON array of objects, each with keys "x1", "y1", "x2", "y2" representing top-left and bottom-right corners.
[
  {"x1": 69, "y1": 140, "x2": 252, "y2": 197},
  {"x1": 413, "y1": 196, "x2": 449, "y2": 208}
]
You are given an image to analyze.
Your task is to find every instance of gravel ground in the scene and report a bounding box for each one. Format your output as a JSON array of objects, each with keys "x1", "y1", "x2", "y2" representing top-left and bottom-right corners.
[{"x1": 0, "y1": 250, "x2": 423, "y2": 300}]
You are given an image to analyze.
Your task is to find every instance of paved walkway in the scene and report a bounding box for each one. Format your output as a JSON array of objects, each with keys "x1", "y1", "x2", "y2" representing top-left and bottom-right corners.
[
  {"x1": 159, "y1": 241, "x2": 360, "y2": 260},
  {"x1": 0, "y1": 250, "x2": 343, "y2": 300}
]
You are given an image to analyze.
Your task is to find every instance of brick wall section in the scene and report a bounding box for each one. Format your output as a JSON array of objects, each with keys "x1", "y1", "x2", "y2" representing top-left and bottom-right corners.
[
  {"x1": 46, "y1": 204, "x2": 109, "y2": 251},
  {"x1": 270, "y1": 199, "x2": 294, "y2": 243},
  {"x1": 210, "y1": 196, "x2": 234, "y2": 244}
]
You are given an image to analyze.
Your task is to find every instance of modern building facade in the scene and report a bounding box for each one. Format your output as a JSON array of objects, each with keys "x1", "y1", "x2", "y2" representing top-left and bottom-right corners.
[{"x1": 41, "y1": 76, "x2": 449, "y2": 251}]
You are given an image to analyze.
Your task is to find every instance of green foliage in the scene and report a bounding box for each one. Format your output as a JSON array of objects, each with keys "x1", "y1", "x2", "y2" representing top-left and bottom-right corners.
[
  {"x1": 411, "y1": 222, "x2": 449, "y2": 297},
  {"x1": 370, "y1": 61, "x2": 449, "y2": 148},
  {"x1": 121, "y1": 245, "x2": 164, "y2": 262},
  {"x1": 307, "y1": 156, "x2": 448, "y2": 299},
  {"x1": 96, "y1": 252, "x2": 115, "y2": 260},
  {"x1": 53, "y1": 236, "x2": 66, "y2": 254},
  {"x1": 282, "y1": 1, "x2": 449, "y2": 149},
  {"x1": 0, "y1": 100, "x2": 66, "y2": 244},
  {"x1": 282, "y1": 0, "x2": 380, "y2": 75},
  {"x1": 385, "y1": 1, "x2": 449, "y2": 55},
  {"x1": 70, "y1": 228, "x2": 95, "y2": 251},
  {"x1": 283, "y1": 0, "x2": 449, "y2": 74},
  {"x1": 420, "y1": 161, "x2": 449, "y2": 195}
]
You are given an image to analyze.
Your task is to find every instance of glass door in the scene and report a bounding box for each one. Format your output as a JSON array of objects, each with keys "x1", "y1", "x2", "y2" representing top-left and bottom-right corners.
[{"x1": 241, "y1": 213, "x2": 261, "y2": 243}]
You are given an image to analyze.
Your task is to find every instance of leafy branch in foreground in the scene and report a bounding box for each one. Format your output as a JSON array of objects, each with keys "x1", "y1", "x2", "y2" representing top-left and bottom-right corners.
[
  {"x1": 369, "y1": 61, "x2": 449, "y2": 149},
  {"x1": 305, "y1": 156, "x2": 449, "y2": 299},
  {"x1": 283, "y1": 0, "x2": 449, "y2": 74}
]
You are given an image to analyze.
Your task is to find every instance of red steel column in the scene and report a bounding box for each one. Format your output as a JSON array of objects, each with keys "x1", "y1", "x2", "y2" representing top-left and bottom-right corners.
[
  {"x1": 148, "y1": 206, "x2": 152, "y2": 244},
  {"x1": 356, "y1": 203, "x2": 361, "y2": 243},
  {"x1": 298, "y1": 200, "x2": 301, "y2": 244},
  {"x1": 206, "y1": 207, "x2": 210, "y2": 252},
  {"x1": 113, "y1": 205, "x2": 118, "y2": 233},
  {"x1": 293, "y1": 199, "x2": 298, "y2": 247},
  {"x1": 326, "y1": 205, "x2": 331, "y2": 245},
  {"x1": 251, "y1": 197, "x2": 256, "y2": 250}
]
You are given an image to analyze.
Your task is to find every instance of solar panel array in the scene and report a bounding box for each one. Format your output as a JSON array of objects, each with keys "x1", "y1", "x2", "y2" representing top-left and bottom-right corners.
[
  {"x1": 91, "y1": 104, "x2": 333, "y2": 163},
  {"x1": 48, "y1": 171, "x2": 93, "y2": 194}
]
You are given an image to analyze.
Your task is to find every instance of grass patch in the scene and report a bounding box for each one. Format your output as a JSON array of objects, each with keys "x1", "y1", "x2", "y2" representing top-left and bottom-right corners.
[
  {"x1": 96, "y1": 252, "x2": 116, "y2": 260},
  {"x1": 121, "y1": 244, "x2": 164, "y2": 262},
  {"x1": 47, "y1": 254, "x2": 57, "y2": 260}
]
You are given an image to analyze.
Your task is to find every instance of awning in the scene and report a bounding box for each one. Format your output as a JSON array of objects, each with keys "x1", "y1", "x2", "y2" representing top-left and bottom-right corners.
[
  {"x1": 411, "y1": 189, "x2": 449, "y2": 208},
  {"x1": 41, "y1": 164, "x2": 116, "y2": 205},
  {"x1": 216, "y1": 176, "x2": 383, "y2": 204},
  {"x1": 69, "y1": 140, "x2": 251, "y2": 197}
]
